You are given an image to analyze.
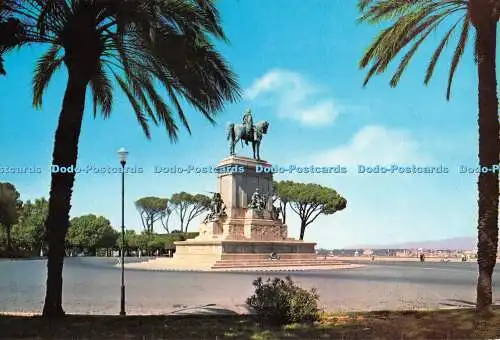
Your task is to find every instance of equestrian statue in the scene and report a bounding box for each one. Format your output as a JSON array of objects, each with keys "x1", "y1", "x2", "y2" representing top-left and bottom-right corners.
[{"x1": 227, "y1": 108, "x2": 269, "y2": 160}]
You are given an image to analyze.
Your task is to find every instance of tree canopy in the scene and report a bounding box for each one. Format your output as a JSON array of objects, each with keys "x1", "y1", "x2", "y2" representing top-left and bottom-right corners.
[
  {"x1": 67, "y1": 214, "x2": 118, "y2": 255},
  {"x1": 274, "y1": 181, "x2": 346, "y2": 240},
  {"x1": 0, "y1": 182, "x2": 22, "y2": 249},
  {"x1": 12, "y1": 198, "x2": 48, "y2": 254},
  {"x1": 135, "y1": 197, "x2": 169, "y2": 233},
  {"x1": 273, "y1": 181, "x2": 292, "y2": 224},
  {"x1": 170, "y1": 192, "x2": 210, "y2": 232}
]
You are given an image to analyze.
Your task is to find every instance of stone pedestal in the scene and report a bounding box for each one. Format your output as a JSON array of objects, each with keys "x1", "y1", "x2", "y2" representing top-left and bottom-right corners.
[
  {"x1": 197, "y1": 221, "x2": 223, "y2": 240},
  {"x1": 175, "y1": 156, "x2": 317, "y2": 267},
  {"x1": 217, "y1": 156, "x2": 274, "y2": 218},
  {"x1": 243, "y1": 209, "x2": 287, "y2": 240}
]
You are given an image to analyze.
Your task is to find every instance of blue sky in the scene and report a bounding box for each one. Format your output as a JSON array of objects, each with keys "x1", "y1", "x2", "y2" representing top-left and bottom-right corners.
[{"x1": 0, "y1": 0, "x2": 482, "y2": 248}]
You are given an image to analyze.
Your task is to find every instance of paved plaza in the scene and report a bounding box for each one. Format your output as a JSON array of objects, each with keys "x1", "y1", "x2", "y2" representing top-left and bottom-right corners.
[{"x1": 1, "y1": 258, "x2": 498, "y2": 315}]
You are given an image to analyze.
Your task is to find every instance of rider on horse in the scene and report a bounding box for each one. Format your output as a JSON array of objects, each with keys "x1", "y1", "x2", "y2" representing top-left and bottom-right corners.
[{"x1": 242, "y1": 108, "x2": 253, "y2": 145}]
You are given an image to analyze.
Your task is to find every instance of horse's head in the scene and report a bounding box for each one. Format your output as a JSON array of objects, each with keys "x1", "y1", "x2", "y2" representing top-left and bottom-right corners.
[{"x1": 258, "y1": 121, "x2": 269, "y2": 134}]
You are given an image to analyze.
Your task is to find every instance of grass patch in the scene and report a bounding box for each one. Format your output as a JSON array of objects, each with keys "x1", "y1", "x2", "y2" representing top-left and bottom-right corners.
[{"x1": 1, "y1": 308, "x2": 500, "y2": 339}]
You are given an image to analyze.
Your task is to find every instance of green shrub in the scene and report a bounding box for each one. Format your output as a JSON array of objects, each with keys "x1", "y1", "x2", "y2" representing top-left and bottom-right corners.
[
  {"x1": 185, "y1": 232, "x2": 199, "y2": 239},
  {"x1": 246, "y1": 276, "x2": 320, "y2": 325}
]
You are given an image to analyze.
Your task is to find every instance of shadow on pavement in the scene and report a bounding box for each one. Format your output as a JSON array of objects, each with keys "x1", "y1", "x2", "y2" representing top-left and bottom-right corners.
[{"x1": 168, "y1": 303, "x2": 248, "y2": 315}]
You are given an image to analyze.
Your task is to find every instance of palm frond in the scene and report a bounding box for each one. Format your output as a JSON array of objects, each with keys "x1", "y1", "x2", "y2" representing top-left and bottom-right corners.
[
  {"x1": 114, "y1": 73, "x2": 151, "y2": 139},
  {"x1": 390, "y1": 25, "x2": 435, "y2": 86},
  {"x1": 360, "y1": 5, "x2": 440, "y2": 69},
  {"x1": 10, "y1": 0, "x2": 240, "y2": 142},
  {"x1": 362, "y1": 11, "x2": 448, "y2": 84},
  {"x1": 34, "y1": 0, "x2": 67, "y2": 37},
  {"x1": 358, "y1": 0, "x2": 432, "y2": 24},
  {"x1": 32, "y1": 45, "x2": 63, "y2": 108},
  {"x1": 359, "y1": 0, "x2": 468, "y2": 99},
  {"x1": 0, "y1": 56, "x2": 5, "y2": 75},
  {"x1": 138, "y1": 75, "x2": 179, "y2": 142},
  {"x1": 424, "y1": 19, "x2": 461, "y2": 84},
  {"x1": 89, "y1": 62, "x2": 113, "y2": 118},
  {"x1": 446, "y1": 14, "x2": 470, "y2": 100},
  {"x1": 192, "y1": 0, "x2": 227, "y2": 41},
  {"x1": 165, "y1": 85, "x2": 192, "y2": 134},
  {"x1": 107, "y1": 32, "x2": 161, "y2": 127}
]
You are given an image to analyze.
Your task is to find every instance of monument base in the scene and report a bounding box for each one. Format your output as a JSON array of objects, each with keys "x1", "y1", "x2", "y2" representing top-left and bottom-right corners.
[
  {"x1": 171, "y1": 155, "x2": 336, "y2": 269},
  {"x1": 173, "y1": 239, "x2": 324, "y2": 268}
]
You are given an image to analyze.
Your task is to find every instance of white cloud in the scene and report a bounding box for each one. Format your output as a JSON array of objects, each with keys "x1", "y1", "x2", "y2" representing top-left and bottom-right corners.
[
  {"x1": 273, "y1": 125, "x2": 472, "y2": 248},
  {"x1": 244, "y1": 69, "x2": 340, "y2": 126},
  {"x1": 311, "y1": 125, "x2": 432, "y2": 165}
]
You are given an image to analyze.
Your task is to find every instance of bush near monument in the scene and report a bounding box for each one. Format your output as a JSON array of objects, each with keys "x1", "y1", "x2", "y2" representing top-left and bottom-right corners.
[
  {"x1": 273, "y1": 181, "x2": 347, "y2": 240},
  {"x1": 246, "y1": 276, "x2": 320, "y2": 326},
  {"x1": 116, "y1": 230, "x2": 199, "y2": 256}
]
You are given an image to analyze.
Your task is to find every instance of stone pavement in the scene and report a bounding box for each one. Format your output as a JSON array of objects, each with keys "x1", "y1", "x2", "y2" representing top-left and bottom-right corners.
[{"x1": 120, "y1": 257, "x2": 364, "y2": 272}]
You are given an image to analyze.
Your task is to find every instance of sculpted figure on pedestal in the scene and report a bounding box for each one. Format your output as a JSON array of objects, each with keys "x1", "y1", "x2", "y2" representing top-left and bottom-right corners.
[
  {"x1": 271, "y1": 205, "x2": 281, "y2": 221},
  {"x1": 248, "y1": 188, "x2": 266, "y2": 212},
  {"x1": 203, "y1": 193, "x2": 226, "y2": 223}
]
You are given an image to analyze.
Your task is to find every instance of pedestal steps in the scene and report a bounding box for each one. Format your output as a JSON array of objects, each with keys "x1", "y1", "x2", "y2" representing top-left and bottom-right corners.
[
  {"x1": 211, "y1": 259, "x2": 344, "y2": 269},
  {"x1": 220, "y1": 253, "x2": 316, "y2": 261}
]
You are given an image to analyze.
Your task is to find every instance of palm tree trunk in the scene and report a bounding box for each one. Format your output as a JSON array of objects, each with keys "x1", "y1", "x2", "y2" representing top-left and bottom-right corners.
[
  {"x1": 42, "y1": 69, "x2": 89, "y2": 317},
  {"x1": 474, "y1": 14, "x2": 499, "y2": 313}
]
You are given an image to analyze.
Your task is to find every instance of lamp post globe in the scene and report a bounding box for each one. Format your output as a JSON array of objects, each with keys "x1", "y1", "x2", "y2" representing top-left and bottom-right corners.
[{"x1": 118, "y1": 147, "x2": 128, "y2": 165}]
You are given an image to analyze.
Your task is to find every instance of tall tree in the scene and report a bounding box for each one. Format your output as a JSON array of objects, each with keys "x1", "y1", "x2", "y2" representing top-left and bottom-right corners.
[
  {"x1": 170, "y1": 192, "x2": 210, "y2": 232},
  {"x1": 135, "y1": 197, "x2": 169, "y2": 233},
  {"x1": 274, "y1": 181, "x2": 346, "y2": 240},
  {"x1": 0, "y1": 182, "x2": 22, "y2": 250},
  {"x1": 273, "y1": 181, "x2": 291, "y2": 224},
  {"x1": 160, "y1": 207, "x2": 173, "y2": 233},
  {"x1": 67, "y1": 214, "x2": 117, "y2": 255},
  {"x1": 358, "y1": 0, "x2": 499, "y2": 313},
  {"x1": 9, "y1": 0, "x2": 240, "y2": 317},
  {"x1": 116, "y1": 229, "x2": 138, "y2": 255},
  {"x1": 13, "y1": 198, "x2": 49, "y2": 254}
]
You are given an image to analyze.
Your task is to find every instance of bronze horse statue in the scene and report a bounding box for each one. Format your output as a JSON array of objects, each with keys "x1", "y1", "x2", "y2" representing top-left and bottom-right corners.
[{"x1": 227, "y1": 121, "x2": 269, "y2": 160}]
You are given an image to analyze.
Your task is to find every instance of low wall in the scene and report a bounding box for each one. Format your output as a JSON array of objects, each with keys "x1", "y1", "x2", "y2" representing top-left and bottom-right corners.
[{"x1": 331, "y1": 256, "x2": 472, "y2": 263}]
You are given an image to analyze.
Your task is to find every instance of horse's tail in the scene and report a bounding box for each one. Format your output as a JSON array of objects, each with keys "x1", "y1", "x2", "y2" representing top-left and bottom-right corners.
[{"x1": 227, "y1": 122, "x2": 235, "y2": 141}]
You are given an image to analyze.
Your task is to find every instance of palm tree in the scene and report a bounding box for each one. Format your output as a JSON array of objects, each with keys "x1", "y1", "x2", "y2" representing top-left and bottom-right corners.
[
  {"x1": 10, "y1": 0, "x2": 240, "y2": 317},
  {"x1": 0, "y1": 1, "x2": 25, "y2": 75},
  {"x1": 357, "y1": 0, "x2": 499, "y2": 313}
]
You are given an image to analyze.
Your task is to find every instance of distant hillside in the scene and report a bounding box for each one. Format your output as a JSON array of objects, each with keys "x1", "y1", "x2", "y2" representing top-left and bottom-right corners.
[{"x1": 350, "y1": 236, "x2": 476, "y2": 250}]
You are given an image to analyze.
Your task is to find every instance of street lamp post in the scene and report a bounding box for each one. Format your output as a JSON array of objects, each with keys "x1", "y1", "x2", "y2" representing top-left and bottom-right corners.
[{"x1": 118, "y1": 147, "x2": 128, "y2": 316}]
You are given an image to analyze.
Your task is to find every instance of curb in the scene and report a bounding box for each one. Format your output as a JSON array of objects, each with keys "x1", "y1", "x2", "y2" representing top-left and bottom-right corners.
[{"x1": 121, "y1": 264, "x2": 364, "y2": 273}]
